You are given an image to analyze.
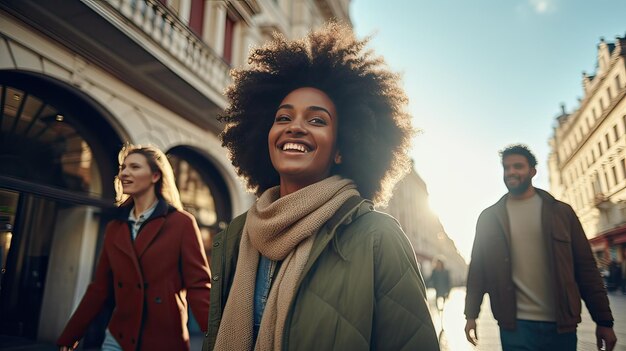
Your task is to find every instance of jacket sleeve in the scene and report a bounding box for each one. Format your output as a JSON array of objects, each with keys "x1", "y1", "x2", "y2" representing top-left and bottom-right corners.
[
  {"x1": 464, "y1": 211, "x2": 487, "y2": 320},
  {"x1": 57, "y1": 224, "x2": 115, "y2": 347},
  {"x1": 371, "y1": 216, "x2": 439, "y2": 351},
  {"x1": 566, "y1": 205, "x2": 613, "y2": 323},
  {"x1": 180, "y1": 214, "x2": 211, "y2": 332}
]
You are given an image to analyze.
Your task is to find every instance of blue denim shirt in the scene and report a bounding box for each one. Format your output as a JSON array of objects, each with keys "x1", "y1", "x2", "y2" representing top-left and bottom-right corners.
[
  {"x1": 253, "y1": 256, "x2": 277, "y2": 343},
  {"x1": 128, "y1": 200, "x2": 158, "y2": 240}
]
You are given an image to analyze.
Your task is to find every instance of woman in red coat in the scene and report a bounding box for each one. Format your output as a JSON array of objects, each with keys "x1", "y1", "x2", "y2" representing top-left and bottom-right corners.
[{"x1": 58, "y1": 144, "x2": 211, "y2": 351}]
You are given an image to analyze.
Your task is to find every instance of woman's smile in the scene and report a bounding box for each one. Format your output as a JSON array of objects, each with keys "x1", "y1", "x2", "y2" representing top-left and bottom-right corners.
[{"x1": 280, "y1": 142, "x2": 311, "y2": 153}]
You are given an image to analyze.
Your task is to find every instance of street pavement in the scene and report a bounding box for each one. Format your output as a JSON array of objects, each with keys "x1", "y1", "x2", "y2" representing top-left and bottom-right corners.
[
  {"x1": 429, "y1": 287, "x2": 626, "y2": 351},
  {"x1": 93, "y1": 286, "x2": 626, "y2": 350},
  {"x1": 2, "y1": 286, "x2": 623, "y2": 350}
]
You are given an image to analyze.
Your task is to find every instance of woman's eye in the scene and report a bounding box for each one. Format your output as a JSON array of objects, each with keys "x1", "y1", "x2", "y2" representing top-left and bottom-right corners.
[
  {"x1": 310, "y1": 117, "x2": 327, "y2": 125},
  {"x1": 275, "y1": 115, "x2": 291, "y2": 122}
]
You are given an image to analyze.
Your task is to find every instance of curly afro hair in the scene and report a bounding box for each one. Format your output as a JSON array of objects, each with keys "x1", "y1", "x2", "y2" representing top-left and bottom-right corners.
[
  {"x1": 219, "y1": 22, "x2": 414, "y2": 205},
  {"x1": 500, "y1": 144, "x2": 537, "y2": 168}
]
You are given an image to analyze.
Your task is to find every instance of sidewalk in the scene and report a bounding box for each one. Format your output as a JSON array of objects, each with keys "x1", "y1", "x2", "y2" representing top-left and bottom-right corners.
[
  {"x1": 2, "y1": 287, "x2": 623, "y2": 350},
  {"x1": 430, "y1": 287, "x2": 626, "y2": 351}
]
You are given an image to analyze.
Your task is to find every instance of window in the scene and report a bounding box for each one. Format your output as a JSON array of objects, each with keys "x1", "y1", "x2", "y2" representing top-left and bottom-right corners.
[
  {"x1": 614, "y1": 124, "x2": 619, "y2": 142},
  {"x1": 612, "y1": 165, "x2": 618, "y2": 187},
  {"x1": 188, "y1": 0, "x2": 206, "y2": 36},
  {"x1": 0, "y1": 85, "x2": 101, "y2": 195},
  {"x1": 598, "y1": 141, "x2": 603, "y2": 156},
  {"x1": 605, "y1": 133, "x2": 611, "y2": 148},
  {"x1": 591, "y1": 149, "x2": 596, "y2": 163},
  {"x1": 223, "y1": 15, "x2": 235, "y2": 65},
  {"x1": 617, "y1": 75, "x2": 623, "y2": 91},
  {"x1": 622, "y1": 158, "x2": 626, "y2": 180},
  {"x1": 600, "y1": 98, "x2": 606, "y2": 111},
  {"x1": 593, "y1": 173, "x2": 601, "y2": 194},
  {"x1": 168, "y1": 153, "x2": 219, "y2": 252}
]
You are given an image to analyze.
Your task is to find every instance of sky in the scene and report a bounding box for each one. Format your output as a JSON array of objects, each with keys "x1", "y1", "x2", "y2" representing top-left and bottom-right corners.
[{"x1": 351, "y1": 0, "x2": 626, "y2": 262}]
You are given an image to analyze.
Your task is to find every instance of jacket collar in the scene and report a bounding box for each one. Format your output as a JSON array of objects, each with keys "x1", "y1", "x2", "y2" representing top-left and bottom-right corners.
[
  {"x1": 493, "y1": 187, "x2": 555, "y2": 249},
  {"x1": 115, "y1": 197, "x2": 173, "y2": 221},
  {"x1": 534, "y1": 188, "x2": 556, "y2": 204},
  {"x1": 303, "y1": 195, "x2": 370, "y2": 276},
  {"x1": 494, "y1": 187, "x2": 554, "y2": 208},
  {"x1": 113, "y1": 198, "x2": 176, "y2": 259}
]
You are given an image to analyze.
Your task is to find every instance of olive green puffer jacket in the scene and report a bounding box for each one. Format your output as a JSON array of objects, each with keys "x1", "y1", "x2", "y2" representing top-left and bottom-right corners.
[{"x1": 203, "y1": 196, "x2": 439, "y2": 351}]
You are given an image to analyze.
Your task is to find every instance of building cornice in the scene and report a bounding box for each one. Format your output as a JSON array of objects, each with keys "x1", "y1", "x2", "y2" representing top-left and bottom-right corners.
[
  {"x1": 554, "y1": 38, "x2": 625, "y2": 140},
  {"x1": 226, "y1": 0, "x2": 261, "y2": 25}
]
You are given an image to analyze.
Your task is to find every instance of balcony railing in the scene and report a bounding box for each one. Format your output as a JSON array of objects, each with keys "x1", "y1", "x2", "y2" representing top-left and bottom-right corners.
[{"x1": 99, "y1": 0, "x2": 231, "y2": 100}]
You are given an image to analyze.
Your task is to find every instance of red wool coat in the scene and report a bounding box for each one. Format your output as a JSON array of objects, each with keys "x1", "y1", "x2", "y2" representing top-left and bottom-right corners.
[{"x1": 57, "y1": 200, "x2": 211, "y2": 351}]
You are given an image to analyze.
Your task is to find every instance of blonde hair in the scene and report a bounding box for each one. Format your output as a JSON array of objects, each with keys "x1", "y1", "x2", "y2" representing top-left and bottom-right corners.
[{"x1": 114, "y1": 144, "x2": 183, "y2": 210}]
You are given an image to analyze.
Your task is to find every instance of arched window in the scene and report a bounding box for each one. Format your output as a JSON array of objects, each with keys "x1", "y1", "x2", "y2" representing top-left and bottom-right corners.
[
  {"x1": 167, "y1": 146, "x2": 232, "y2": 258},
  {"x1": 0, "y1": 70, "x2": 122, "y2": 344},
  {"x1": 1, "y1": 85, "x2": 101, "y2": 196}
]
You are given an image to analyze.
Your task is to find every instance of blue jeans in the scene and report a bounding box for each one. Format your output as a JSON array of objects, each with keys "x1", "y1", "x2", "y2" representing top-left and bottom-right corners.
[{"x1": 500, "y1": 320, "x2": 576, "y2": 351}]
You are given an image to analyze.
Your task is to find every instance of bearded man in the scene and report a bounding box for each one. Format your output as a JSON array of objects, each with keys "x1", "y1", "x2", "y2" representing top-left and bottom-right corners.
[{"x1": 463, "y1": 144, "x2": 616, "y2": 351}]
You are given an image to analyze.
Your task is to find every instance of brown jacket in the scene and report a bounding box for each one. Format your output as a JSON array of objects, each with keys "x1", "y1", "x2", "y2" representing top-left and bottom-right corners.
[
  {"x1": 464, "y1": 188, "x2": 613, "y2": 332},
  {"x1": 57, "y1": 200, "x2": 211, "y2": 350}
]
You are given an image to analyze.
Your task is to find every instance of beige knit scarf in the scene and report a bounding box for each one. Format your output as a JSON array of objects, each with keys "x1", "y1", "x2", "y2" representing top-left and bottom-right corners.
[{"x1": 214, "y1": 175, "x2": 359, "y2": 351}]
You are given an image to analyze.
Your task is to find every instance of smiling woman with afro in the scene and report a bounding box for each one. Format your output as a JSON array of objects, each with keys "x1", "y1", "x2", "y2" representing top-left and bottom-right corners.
[
  {"x1": 203, "y1": 22, "x2": 439, "y2": 351},
  {"x1": 219, "y1": 22, "x2": 415, "y2": 205}
]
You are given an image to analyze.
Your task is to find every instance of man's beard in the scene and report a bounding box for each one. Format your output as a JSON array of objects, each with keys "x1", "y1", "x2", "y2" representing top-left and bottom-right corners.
[{"x1": 505, "y1": 176, "x2": 532, "y2": 195}]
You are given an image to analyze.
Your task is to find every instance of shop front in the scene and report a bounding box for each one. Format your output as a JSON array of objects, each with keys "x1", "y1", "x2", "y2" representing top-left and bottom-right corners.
[{"x1": 0, "y1": 70, "x2": 122, "y2": 345}]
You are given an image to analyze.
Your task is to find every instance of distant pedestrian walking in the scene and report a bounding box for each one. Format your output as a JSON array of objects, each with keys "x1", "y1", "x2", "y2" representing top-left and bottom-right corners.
[
  {"x1": 57, "y1": 144, "x2": 211, "y2": 351},
  {"x1": 608, "y1": 260, "x2": 622, "y2": 292},
  {"x1": 464, "y1": 144, "x2": 616, "y2": 351},
  {"x1": 428, "y1": 258, "x2": 451, "y2": 312}
]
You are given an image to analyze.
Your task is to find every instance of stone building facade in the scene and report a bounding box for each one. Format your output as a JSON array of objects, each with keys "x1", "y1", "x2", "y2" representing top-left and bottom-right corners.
[
  {"x1": 548, "y1": 34, "x2": 626, "y2": 270},
  {"x1": 382, "y1": 167, "x2": 467, "y2": 286},
  {"x1": 0, "y1": 0, "x2": 349, "y2": 346}
]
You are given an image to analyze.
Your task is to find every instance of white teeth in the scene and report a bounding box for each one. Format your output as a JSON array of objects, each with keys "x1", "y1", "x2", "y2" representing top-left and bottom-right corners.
[{"x1": 282, "y1": 142, "x2": 308, "y2": 153}]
